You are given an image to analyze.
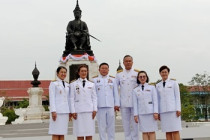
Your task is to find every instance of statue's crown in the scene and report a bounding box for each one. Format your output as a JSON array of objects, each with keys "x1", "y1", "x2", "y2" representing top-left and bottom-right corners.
[{"x1": 74, "y1": 0, "x2": 82, "y2": 12}]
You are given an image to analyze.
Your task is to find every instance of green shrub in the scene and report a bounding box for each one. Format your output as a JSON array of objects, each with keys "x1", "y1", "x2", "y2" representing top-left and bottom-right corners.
[
  {"x1": 2, "y1": 108, "x2": 18, "y2": 124},
  {"x1": 43, "y1": 105, "x2": 49, "y2": 111},
  {"x1": 16, "y1": 99, "x2": 29, "y2": 108}
]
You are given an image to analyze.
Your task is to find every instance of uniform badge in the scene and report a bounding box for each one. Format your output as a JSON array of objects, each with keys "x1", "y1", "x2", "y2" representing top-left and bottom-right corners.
[
  {"x1": 145, "y1": 89, "x2": 151, "y2": 92},
  {"x1": 148, "y1": 101, "x2": 153, "y2": 104},
  {"x1": 108, "y1": 79, "x2": 113, "y2": 83},
  {"x1": 167, "y1": 86, "x2": 172, "y2": 88},
  {"x1": 98, "y1": 87, "x2": 100, "y2": 91},
  {"x1": 60, "y1": 90, "x2": 62, "y2": 94},
  {"x1": 76, "y1": 85, "x2": 80, "y2": 94},
  {"x1": 88, "y1": 87, "x2": 92, "y2": 89},
  {"x1": 97, "y1": 79, "x2": 100, "y2": 83}
]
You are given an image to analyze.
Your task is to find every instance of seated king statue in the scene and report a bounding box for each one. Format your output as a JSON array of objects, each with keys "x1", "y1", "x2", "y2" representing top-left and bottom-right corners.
[{"x1": 63, "y1": 0, "x2": 93, "y2": 57}]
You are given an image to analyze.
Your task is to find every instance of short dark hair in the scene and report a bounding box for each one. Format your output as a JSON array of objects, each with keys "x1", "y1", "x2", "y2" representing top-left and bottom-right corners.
[
  {"x1": 123, "y1": 55, "x2": 133, "y2": 61},
  {"x1": 137, "y1": 71, "x2": 149, "y2": 84},
  {"x1": 56, "y1": 66, "x2": 67, "y2": 74},
  {"x1": 99, "y1": 62, "x2": 109, "y2": 68},
  {"x1": 159, "y1": 65, "x2": 170, "y2": 73}
]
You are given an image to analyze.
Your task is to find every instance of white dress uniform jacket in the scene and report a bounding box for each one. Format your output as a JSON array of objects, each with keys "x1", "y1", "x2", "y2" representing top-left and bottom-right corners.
[
  {"x1": 115, "y1": 69, "x2": 138, "y2": 107},
  {"x1": 49, "y1": 78, "x2": 70, "y2": 113},
  {"x1": 70, "y1": 78, "x2": 97, "y2": 113},
  {"x1": 93, "y1": 74, "x2": 120, "y2": 107},
  {"x1": 133, "y1": 83, "x2": 158, "y2": 116},
  {"x1": 116, "y1": 69, "x2": 139, "y2": 140},
  {"x1": 156, "y1": 78, "x2": 181, "y2": 113}
]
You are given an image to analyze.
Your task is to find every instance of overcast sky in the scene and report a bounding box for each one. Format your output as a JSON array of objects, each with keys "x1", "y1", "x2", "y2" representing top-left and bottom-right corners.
[{"x1": 0, "y1": 0, "x2": 210, "y2": 85}]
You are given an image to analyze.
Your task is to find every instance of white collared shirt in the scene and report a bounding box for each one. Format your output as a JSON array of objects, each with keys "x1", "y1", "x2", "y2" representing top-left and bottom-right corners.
[
  {"x1": 156, "y1": 78, "x2": 181, "y2": 113},
  {"x1": 93, "y1": 74, "x2": 120, "y2": 108}
]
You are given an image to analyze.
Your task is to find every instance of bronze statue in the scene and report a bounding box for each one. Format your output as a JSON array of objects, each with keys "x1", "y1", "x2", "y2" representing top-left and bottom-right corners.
[{"x1": 63, "y1": 0, "x2": 96, "y2": 57}]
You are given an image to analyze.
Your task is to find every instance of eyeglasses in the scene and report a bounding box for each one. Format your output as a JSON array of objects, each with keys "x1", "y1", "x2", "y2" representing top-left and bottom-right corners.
[{"x1": 138, "y1": 76, "x2": 146, "y2": 79}]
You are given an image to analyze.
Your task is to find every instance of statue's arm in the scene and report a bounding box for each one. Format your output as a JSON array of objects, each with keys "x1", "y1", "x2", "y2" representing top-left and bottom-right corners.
[
  {"x1": 83, "y1": 22, "x2": 89, "y2": 33},
  {"x1": 67, "y1": 21, "x2": 74, "y2": 34}
]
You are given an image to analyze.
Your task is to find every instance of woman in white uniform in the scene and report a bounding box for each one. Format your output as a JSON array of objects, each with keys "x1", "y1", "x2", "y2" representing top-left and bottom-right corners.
[
  {"x1": 156, "y1": 65, "x2": 181, "y2": 140},
  {"x1": 48, "y1": 66, "x2": 71, "y2": 140},
  {"x1": 70, "y1": 65, "x2": 97, "y2": 140},
  {"x1": 133, "y1": 71, "x2": 158, "y2": 140}
]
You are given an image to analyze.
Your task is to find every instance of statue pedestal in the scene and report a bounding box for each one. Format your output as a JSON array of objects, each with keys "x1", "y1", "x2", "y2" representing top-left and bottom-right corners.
[
  {"x1": 12, "y1": 108, "x2": 26, "y2": 124},
  {"x1": 0, "y1": 114, "x2": 8, "y2": 125},
  {"x1": 23, "y1": 87, "x2": 45, "y2": 124},
  {"x1": 60, "y1": 58, "x2": 99, "y2": 82},
  {"x1": 0, "y1": 97, "x2": 8, "y2": 125}
]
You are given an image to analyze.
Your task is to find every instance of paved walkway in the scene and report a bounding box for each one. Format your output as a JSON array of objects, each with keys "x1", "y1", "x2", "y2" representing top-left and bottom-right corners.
[{"x1": 0, "y1": 121, "x2": 210, "y2": 140}]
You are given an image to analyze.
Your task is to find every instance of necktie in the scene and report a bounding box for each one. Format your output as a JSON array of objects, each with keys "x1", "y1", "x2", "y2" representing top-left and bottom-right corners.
[
  {"x1": 163, "y1": 81, "x2": 166, "y2": 88},
  {"x1": 142, "y1": 85, "x2": 144, "y2": 91},
  {"x1": 62, "y1": 81, "x2": 65, "y2": 88},
  {"x1": 83, "y1": 80, "x2": 86, "y2": 87}
]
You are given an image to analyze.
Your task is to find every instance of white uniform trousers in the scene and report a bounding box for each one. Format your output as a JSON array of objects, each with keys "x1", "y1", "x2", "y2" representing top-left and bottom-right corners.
[
  {"x1": 97, "y1": 107, "x2": 115, "y2": 140},
  {"x1": 121, "y1": 107, "x2": 139, "y2": 140}
]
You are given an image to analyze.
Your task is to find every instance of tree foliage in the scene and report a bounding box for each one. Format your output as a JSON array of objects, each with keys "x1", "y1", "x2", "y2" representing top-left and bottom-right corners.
[
  {"x1": 179, "y1": 83, "x2": 196, "y2": 121},
  {"x1": 189, "y1": 72, "x2": 210, "y2": 121}
]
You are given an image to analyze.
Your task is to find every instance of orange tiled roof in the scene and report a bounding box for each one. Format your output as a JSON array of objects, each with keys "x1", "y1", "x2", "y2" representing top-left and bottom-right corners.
[{"x1": 0, "y1": 80, "x2": 50, "y2": 101}]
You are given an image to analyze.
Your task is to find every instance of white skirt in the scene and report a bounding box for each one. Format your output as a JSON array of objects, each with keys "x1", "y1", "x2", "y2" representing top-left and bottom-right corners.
[
  {"x1": 138, "y1": 114, "x2": 158, "y2": 132},
  {"x1": 73, "y1": 112, "x2": 95, "y2": 137},
  {"x1": 160, "y1": 111, "x2": 182, "y2": 132},
  {"x1": 48, "y1": 113, "x2": 69, "y2": 135}
]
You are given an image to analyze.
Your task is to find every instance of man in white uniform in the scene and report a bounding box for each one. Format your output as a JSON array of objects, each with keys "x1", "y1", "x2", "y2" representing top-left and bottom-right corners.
[
  {"x1": 115, "y1": 55, "x2": 139, "y2": 140},
  {"x1": 93, "y1": 63, "x2": 120, "y2": 140}
]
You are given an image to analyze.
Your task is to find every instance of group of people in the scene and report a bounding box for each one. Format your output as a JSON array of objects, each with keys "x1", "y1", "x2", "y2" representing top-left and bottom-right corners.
[{"x1": 48, "y1": 55, "x2": 182, "y2": 140}]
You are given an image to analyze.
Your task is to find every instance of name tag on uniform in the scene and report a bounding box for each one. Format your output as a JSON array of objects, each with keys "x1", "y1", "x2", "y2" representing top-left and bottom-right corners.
[
  {"x1": 88, "y1": 87, "x2": 92, "y2": 89},
  {"x1": 148, "y1": 101, "x2": 152, "y2": 104},
  {"x1": 167, "y1": 86, "x2": 172, "y2": 88},
  {"x1": 145, "y1": 89, "x2": 151, "y2": 92},
  {"x1": 75, "y1": 100, "x2": 79, "y2": 102},
  {"x1": 131, "y1": 75, "x2": 136, "y2": 78}
]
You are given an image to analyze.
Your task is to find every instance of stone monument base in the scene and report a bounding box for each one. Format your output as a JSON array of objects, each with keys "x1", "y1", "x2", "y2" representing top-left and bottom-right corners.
[
  {"x1": 0, "y1": 114, "x2": 8, "y2": 125},
  {"x1": 21, "y1": 87, "x2": 47, "y2": 124},
  {"x1": 59, "y1": 57, "x2": 99, "y2": 82}
]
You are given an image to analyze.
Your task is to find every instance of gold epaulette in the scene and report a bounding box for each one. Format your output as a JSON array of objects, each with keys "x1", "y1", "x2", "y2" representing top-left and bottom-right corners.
[
  {"x1": 70, "y1": 79, "x2": 76, "y2": 83},
  {"x1": 134, "y1": 69, "x2": 140, "y2": 72},
  {"x1": 117, "y1": 69, "x2": 123, "y2": 73},
  {"x1": 88, "y1": 80, "x2": 94, "y2": 83},
  {"x1": 149, "y1": 83, "x2": 156, "y2": 86},
  {"x1": 51, "y1": 79, "x2": 57, "y2": 82},
  {"x1": 92, "y1": 75, "x2": 98, "y2": 78},
  {"x1": 109, "y1": 75, "x2": 115, "y2": 78},
  {"x1": 156, "y1": 80, "x2": 162, "y2": 84},
  {"x1": 170, "y1": 78, "x2": 176, "y2": 81},
  {"x1": 65, "y1": 81, "x2": 69, "y2": 84}
]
